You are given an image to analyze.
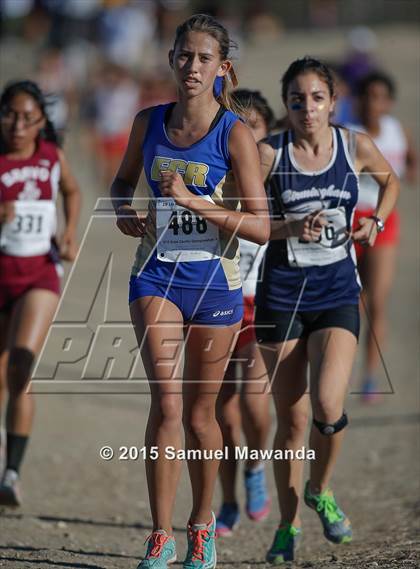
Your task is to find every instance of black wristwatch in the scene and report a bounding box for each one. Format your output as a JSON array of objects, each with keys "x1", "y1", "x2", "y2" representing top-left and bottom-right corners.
[{"x1": 369, "y1": 215, "x2": 385, "y2": 233}]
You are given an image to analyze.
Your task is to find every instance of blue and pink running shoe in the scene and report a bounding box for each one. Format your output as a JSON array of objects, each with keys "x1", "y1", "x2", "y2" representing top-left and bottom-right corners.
[
  {"x1": 244, "y1": 464, "x2": 271, "y2": 521},
  {"x1": 215, "y1": 502, "x2": 240, "y2": 537}
]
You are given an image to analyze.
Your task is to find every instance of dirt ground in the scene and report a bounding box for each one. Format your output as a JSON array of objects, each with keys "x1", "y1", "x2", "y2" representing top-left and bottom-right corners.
[{"x1": 1, "y1": 25, "x2": 419, "y2": 569}]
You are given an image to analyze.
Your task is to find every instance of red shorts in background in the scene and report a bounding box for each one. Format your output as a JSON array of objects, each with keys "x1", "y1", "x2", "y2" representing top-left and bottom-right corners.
[
  {"x1": 0, "y1": 254, "x2": 60, "y2": 311},
  {"x1": 235, "y1": 295, "x2": 256, "y2": 352},
  {"x1": 353, "y1": 208, "x2": 400, "y2": 259},
  {"x1": 98, "y1": 132, "x2": 130, "y2": 161}
]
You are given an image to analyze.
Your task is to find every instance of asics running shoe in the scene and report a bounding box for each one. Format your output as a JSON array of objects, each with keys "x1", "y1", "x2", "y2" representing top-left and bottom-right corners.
[
  {"x1": 304, "y1": 481, "x2": 352, "y2": 543},
  {"x1": 137, "y1": 530, "x2": 176, "y2": 568},
  {"x1": 183, "y1": 511, "x2": 217, "y2": 569},
  {"x1": 266, "y1": 523, "x2": 302, "y2": 565}
]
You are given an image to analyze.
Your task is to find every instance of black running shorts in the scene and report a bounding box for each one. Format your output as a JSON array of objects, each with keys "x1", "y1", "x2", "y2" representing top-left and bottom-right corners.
[{"x1": 255, "y1": 304, "x2": 360, "y2": 343}]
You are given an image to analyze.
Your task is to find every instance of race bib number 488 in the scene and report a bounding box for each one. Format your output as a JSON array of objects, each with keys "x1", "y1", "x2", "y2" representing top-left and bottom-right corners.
[{"x1": 156, "y1": 197, "x2": 220, "y2": 262}]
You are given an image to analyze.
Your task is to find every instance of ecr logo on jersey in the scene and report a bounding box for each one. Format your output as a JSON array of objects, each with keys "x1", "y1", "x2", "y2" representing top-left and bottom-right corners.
[{"x1": 151, "y1": 156, "x2": 209, "y2": 187}]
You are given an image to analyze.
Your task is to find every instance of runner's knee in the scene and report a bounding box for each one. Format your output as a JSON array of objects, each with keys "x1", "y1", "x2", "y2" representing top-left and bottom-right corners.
[
  {"x1": 218, "y1": 408, "x2": 240, "y2": 442},
  {"x1": 150, "y1": 394, "x2": 182, "y2": 428},
  {"x1": 312, "y1": 396, "x2": 345, "y2": 424},
  {"x1": 277, "y1": 408, "x2": 309, "y2": 436},
  {"x1": 368, "y1": 293, "x2": 388, "y2": 320},
  {"x1": 7, "y1": 347, "x2": 35, "y2": 396},
  {"x1": 313, "y1": 412, "x2": 348, "y2": 436},
  {"x1": 183, "y1": 402, "x2": 216, "y2": 440}
]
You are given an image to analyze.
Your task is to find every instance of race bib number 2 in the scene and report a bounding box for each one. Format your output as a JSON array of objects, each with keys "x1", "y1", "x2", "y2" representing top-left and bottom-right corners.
[
  {"x1": 156, "y1": 197, "x2": 220, "y2": 262},
  {"x1": 287, "y1": 207, "x2": 349, "y2": 267}
]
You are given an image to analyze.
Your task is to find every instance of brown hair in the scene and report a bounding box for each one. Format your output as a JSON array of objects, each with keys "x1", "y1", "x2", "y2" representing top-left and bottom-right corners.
[
  {"x1": 173, "y1": 14, "x2": 241, "y2": 115},
  {"x1": 281, "y1": 56, "x2": 335, "y2": 104},
  {"x1": 231, "y1": 89, "x2": 276, "y2": 132},
  {"x1": 0, "y1": 80, "x2": 62, "y2": 152}
]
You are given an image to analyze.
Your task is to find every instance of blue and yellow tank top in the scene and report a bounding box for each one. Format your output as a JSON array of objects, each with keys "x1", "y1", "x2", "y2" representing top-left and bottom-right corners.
[
  {"x1": 256, "y1": 127, "x2": 361, "y2": 311},
  {"x1": 132, "y1": 103, "x2": 241, "y2": 290}
]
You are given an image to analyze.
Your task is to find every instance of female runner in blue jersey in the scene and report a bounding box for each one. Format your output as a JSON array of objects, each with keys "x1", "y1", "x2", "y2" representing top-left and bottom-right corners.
[
  {"x1": 110, "y1": 14, "x2": 269, "y2": 569},
  {"x1": 255, "y1": 57, "x2": 400, "y2": 564}
]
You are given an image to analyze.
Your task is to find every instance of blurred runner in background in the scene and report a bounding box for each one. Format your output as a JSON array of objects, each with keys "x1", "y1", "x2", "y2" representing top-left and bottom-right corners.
[
  {"x1": 350, "y1": 71, "x2": 417, "y2": 402},
  {"x1": 0, "y1": 80, "x2": 81, "y2": 506},
  {"x1": 216, "y1": 88, "x2": 275, "y2": 537}
]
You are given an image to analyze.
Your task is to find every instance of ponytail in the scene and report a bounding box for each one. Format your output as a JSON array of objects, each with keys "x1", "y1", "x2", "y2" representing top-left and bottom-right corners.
[{"x1": 216, "y1": 68, "x2": 243, "y2": 115}]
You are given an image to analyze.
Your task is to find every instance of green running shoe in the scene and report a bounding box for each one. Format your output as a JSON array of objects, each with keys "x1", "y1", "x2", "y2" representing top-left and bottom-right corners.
[
  {"x1": 183, "y1": 512, "x2": 217, "y2": 569},
  {"x1": 304, "y1": 481, "x2": 352, "y2": 544},
  {"x1": 137, "y1": 530, "x2": 177, "y2": 568},
  {"x1": 266, "y1": 523, "x2": 302, "y2": 565}
]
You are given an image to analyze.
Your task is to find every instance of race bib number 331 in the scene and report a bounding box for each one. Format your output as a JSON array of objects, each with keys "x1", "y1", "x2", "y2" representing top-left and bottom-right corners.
[
  {"x1": 0, "y1": 200, "x2": 56, "y2": 257},
  {"x1": 156, "y1": 197, "x2": 220, "y2": 262}
]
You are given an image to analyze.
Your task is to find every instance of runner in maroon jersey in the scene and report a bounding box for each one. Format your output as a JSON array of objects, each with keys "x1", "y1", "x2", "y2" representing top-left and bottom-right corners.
[{"x1": 0, "y1": 80, "x2": 81, "y2": 506}]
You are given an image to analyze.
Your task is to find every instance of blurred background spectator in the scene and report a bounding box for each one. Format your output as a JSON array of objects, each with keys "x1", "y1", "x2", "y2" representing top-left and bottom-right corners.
[
  {"x1": 0, "y1": 0, "x2": 418, "y2": 194},
  {"x1": 82, "y1": 60, "x2": 141, "y2": 186}
]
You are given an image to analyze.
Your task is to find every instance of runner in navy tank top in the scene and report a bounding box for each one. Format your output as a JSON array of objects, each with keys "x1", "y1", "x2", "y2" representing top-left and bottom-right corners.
[
  {"x1": 255, "y1": 58, "x2": 400, "y2": 564},
  {"x1": 0, "y1": 81, "x2": 80, "y2": 507},
  {"x1": 110, "y1": 15, "x2": 269, "y2": 569},
  {"x1": 256, "y1": 125, "x2": 361, "y2": 313}
]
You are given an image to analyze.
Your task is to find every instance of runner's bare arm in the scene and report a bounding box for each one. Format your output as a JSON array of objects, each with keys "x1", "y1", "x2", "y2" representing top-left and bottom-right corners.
[
  {"x1": 159, "y1": 122, "x2": 270, "y2": 245},
  {"x1": 403, "y1": 125, "x2": 418, "y2": 185},
  {"x1": 258, "y1": 139, "x2": 276, "y2": 182},
  {"x1": 0, "y1": 201, "x2": 15, "y2": 224},
  {"x1": 111, "y1": 108, "x2": 153, "y2": 237},
  {"x1": 257, "y1": 140, "x2": 291, "y2": 239},
  {"x1": 256, "y1": 139, "x2": 322, "y2": 241},
  {"x1": 228, "y1": 121, "x2": 270, "y2": 242},
  {"x1": 353, "y1": 132, "x2": 400, "y2": 244},
  {"x1": 58, "y1": 149, "x2": 81, "y2": 261}
]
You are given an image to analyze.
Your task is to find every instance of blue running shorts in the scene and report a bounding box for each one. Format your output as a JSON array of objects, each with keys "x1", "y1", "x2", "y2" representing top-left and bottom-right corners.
[{"x1": 129, "y1": 276, "x2": 243, "y2": 326}]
